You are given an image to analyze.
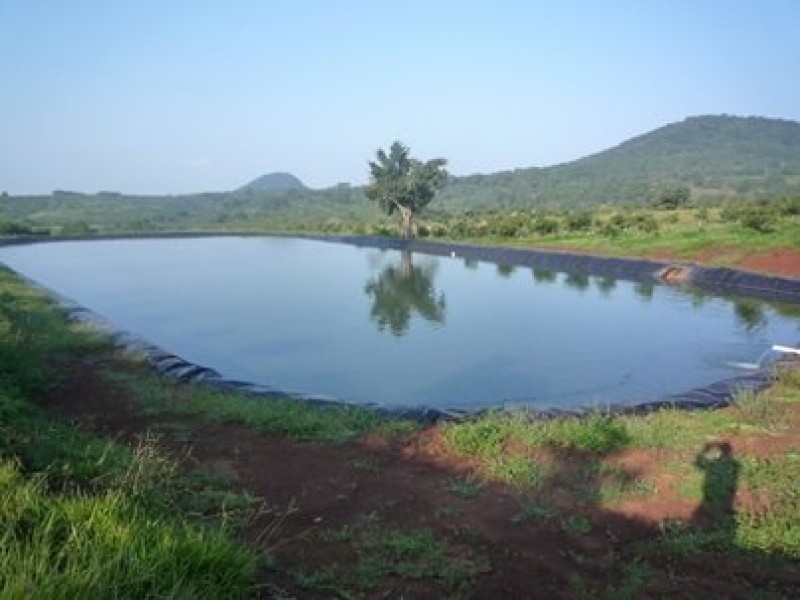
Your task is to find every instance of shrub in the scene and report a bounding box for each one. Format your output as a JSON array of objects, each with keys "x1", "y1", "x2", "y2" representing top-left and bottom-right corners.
[
  {"x1": 777, "y1": 196, "x2": 800, "y2": 216},
  {"x1": 565, "y1": 211, "x2": 594, "y2": 232},
  {"x1": 532, "y1": 216, "x2": 559, "y2": 235},
  {"x1": 632, "y1": 213, "x2": 659, "y2": 234},
  {"x1": 740, "y1": 207, "x2": 776, "y2": 233},
  {"x1": 653, "y1": 186, "x2": 691, "y2": 210},
  {"x1": 0, "y1": 221, "x2": 31, "y2": 235}
]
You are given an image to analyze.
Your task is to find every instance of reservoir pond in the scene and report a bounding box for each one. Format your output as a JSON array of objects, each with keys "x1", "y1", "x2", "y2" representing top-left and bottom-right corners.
[{"x1": 1, "y1": 236, "x2": 798, "y2": 410}]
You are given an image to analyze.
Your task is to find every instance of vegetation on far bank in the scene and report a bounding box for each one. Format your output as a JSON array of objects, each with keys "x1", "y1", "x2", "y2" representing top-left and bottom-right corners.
[{"x1": 3, "y1": 197, "x2": 800, "y2": 274}]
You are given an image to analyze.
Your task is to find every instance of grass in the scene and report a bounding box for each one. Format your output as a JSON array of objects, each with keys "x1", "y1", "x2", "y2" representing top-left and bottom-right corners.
[
  {"x1": 443, "y1": 205, "x2": 800, "y2": 264},
  {"x1": 560, "y1": 515, "x2": 592, "y2": 536},
  {"x1": 101, "y1": 368, "x2": 417, "y2": 444},
  {"x1": 444, "y1": 475, "x2": 484, "y2": 499},
  {"x1": 300, "y1": 518, "x2": 488, "y2": 597},
  {"x1": 510, "y1": 503, "x2": 556, "y2": 524},
  {"x1": 735, "y1": 452, "x2": 800, "y2": 556},
  {"x1": 0, "y1": 267, "x2": 262, "y2": 598},
  {"x1": 597, "y1": 474, "x2": 656, "y2": 505},
  {"x1": 0, "y1": 455, "x2": 256, "y2": 599},
  {"x1": 438, "y1": 355, "x2": 800, "y2": 579}
]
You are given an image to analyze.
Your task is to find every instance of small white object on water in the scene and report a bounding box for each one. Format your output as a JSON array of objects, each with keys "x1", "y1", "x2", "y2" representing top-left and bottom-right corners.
[
  {"x1": 729, "y1": 344, "x2": 800, "y2": 370},
  {"x1": 773, "y1": 344, "x2": 800, "y2": 355},
  {"x1": 451, "y1": 251, "x2": 456, "y2": 258}
]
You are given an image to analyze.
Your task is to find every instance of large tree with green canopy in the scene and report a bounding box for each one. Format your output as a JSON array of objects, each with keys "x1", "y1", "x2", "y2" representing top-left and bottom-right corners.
[{"x1": 365, "y1": 141, "x2": 448, "y2": 238}]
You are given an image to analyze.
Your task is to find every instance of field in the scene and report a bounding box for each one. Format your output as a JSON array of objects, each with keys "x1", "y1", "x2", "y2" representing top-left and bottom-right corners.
[{"x1": 2, "y1": 259, "x2": 800, "y2": 598}]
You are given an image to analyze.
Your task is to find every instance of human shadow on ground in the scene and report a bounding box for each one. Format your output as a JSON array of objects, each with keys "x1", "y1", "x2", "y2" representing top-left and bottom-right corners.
[{"x1": 692, "y1": 441, "x2": 740, "y2": 536}]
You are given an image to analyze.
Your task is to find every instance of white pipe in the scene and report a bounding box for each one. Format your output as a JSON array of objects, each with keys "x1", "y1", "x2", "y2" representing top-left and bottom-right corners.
[{"x1": 772, "y1": 345, "x2": 800, "y2": 355}]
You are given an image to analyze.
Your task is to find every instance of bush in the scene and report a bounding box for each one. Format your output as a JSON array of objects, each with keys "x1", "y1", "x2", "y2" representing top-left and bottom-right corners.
[
  {"x1": 431, "y1": 224, "x2": 448, "y2": 237},
  {"x1": 565, "y1": 211, "x2": 594, "y2": 232},
  {"x1": 740, "y1": 207, "x2": 777, "y2": 233},
  {"x1": 0, "y1": 221, "x2": 31, "y2": 235},
  {"x1": 653, "y1": 186, "x2": 691, "y2": 210},
  {"x1": 59, "y1": 221, "x2": 93, "y2": 236},
  {"x1": 599, "y1": 222, "x2": 622, "y2": 238},
  {"x1": 532, "y1": 216, "x2": 559, "y2": 235},
  {"x1": 632, "y1": 213, "x2": 659, "y2": 234},
  {"x1": 777, "y1": 197, "x2": 800, "y2": 216}
]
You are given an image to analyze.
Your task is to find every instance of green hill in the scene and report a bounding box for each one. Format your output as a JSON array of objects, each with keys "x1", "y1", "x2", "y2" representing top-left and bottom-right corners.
[
  {"x1": 2, "y1": 115, "x2": 799, "y2": 232},
  {"x1": 438, "y1": 115, "x2": 800, "y2": 210}
]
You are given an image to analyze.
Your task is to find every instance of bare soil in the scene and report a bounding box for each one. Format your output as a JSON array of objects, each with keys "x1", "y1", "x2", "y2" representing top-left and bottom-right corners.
[
  {"x1": 651, "y1": 246, "x2": 800, "y2": 279},
  {"x1": 736, "y1": 248, "x2": 800, "y2": 279},
  {"x1": 41, "y1": 356, "x2": 800, "y2": 599}
]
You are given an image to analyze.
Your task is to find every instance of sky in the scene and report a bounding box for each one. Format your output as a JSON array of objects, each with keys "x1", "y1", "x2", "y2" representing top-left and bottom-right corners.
[{"x1": 2, "y1": 1, "x2": 799, "y2": 195}]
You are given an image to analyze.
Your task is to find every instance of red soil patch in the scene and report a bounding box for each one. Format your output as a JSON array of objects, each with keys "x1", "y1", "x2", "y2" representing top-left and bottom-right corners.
[
  {"x1": 548, "y1": 244, "x2": 800, "y2": 279},
  {"x1": 651, "y1": 246, "x2": 800, "y2": 279},
  {"x1": 737, "y1": 248, "x2": 800, "y2": 279},
  {"x1": 39, "y1": 358, "x2": 800, "y2": 598}
]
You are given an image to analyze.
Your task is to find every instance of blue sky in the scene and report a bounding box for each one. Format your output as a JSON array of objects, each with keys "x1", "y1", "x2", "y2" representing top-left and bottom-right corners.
[{"x1": 2, "y1": 1, "x2": 799, "y2": 195}]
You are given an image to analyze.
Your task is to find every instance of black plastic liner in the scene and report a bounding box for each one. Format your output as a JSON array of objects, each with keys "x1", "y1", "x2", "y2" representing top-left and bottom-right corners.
[
  {"x1": 325, "y1": 235, "x2": 800, "y2": 304},
  {"x1": 3, "y1": 235, "x2": 799, "y2": 423}
]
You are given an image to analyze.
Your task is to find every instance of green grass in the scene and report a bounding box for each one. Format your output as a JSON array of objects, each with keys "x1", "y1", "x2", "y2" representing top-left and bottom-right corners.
[
  {"x1": 0, "y1": 267, "x2": 261, "y2": 598},
  {"x1": 430, "y1": 204, "x2": 800, "y2": 265},
  {"x1": 0, "y1": 456, "x2": 255, "y2": 599},
  {"x1": 735, "y1": 452, "x2": 800, "y2": 556},
  {"x1": 300, "y1": 518, "x2": 488, "y2": 596},
  {"x1": 441, "y1": 412, "x2": 630, "y2": 458},
  {"x1": 560, "y1": 515, "x2": 592, "y2": 536},
  {"x1": 510, "y1": 503, "x2": 556, "y2": 524},
  {"x1": 101, "y1": 368, "x2": 417, "y2": 444},
  {"x1": 444, "y1": 475, "x2": 484, "y2": 499},
  {"x1": 597, "y1": 474, "x2": 656, "y2": 505}
]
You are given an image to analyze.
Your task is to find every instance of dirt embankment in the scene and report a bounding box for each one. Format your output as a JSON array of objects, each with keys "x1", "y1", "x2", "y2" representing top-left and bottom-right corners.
[
  {"x1": 646, "y1": 246, "x2": 800, "y2": 279},
  {"x1": 736, "y1": 248, "x2": 800, "y2": 279},
  {"x1": 39, "y1": 356, "x2": 800, "y2": 599}
]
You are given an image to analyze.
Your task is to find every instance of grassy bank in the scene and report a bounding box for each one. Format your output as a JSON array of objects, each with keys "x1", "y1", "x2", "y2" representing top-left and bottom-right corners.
[
  {"x1": 4, "y1": 198, "x2": 799, "y2": 273},
  {"x1": 0, "y1": 267, "x2": 260, "y2": 598}
]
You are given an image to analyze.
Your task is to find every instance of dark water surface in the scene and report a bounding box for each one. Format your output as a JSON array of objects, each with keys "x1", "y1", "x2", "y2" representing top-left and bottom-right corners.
[{"x1": 1, "y1": 237, "x2": 798, "y2": 410}]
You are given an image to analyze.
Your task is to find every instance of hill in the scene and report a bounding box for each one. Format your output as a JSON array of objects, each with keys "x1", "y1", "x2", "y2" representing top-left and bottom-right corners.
[
  {"x1": 438, "y1": 115, "x2": 800, "y2": 209},
  {"x1": 237, "y1": 172, "x2": 306, "y2": 192},
  {"x1": 2, "y1": 115, "x2": 800, "y2": 232}
]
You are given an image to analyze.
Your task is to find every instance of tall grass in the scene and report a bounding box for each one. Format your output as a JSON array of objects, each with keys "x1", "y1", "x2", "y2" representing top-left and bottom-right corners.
[
  {"x1": 0, "y1": 456, "x2": 255, "y2": 599},
  {"x1": 0, "y1": 267, "x2": 259, "y2": 598}
]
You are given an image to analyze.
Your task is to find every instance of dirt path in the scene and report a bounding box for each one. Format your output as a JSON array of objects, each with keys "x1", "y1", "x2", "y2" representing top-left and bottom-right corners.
[{"x1": 42, "y1": 357, "x2": 800, "y2": 598}]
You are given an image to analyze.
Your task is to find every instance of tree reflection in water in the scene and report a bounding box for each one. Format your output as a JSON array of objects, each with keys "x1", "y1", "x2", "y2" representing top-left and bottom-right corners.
[{"x1": 364, "y1": 250, "x2": 445, "y2": 336}]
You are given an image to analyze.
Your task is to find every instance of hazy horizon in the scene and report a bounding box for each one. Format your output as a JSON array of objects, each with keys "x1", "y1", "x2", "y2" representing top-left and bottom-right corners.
[{"x1": 2, "y1": 1, "x2": 799, "y2": 195}]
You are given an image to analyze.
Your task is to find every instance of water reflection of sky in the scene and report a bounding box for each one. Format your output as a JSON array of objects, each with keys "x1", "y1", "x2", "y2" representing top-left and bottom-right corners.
[{"x1": 1, "y1": 237, "x2": 798, "y2": 410}]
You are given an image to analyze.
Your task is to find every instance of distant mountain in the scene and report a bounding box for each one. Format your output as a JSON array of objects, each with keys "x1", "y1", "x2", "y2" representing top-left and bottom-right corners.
[
  {"x1": 238, "y1": 172, "x2": 306, "y2": 192},
  {"x1": 439, "y1": 115, "x2": 800, "y2": 208},
  {"x1": 4, "y1": 115, "x2": 800, "y2": 231}
]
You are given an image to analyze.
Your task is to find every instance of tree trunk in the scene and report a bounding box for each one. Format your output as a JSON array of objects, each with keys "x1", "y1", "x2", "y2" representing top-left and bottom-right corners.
[{"x1": 398, "y1": 206, "x2": 414, "y2": 239}]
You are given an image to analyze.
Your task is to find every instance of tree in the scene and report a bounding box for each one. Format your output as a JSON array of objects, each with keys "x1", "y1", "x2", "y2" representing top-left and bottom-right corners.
[
  {"x1": 653, "y1": 186, "x2": 691, "y2": 210},
  {"x1": 365, "y1": 141, "x2": 447, "y2": 238}
]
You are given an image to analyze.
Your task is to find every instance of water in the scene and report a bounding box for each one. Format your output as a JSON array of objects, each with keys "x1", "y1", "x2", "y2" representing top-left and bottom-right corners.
[{"x1": 1, "y1": 236, "x2": 798, "y2": 410}]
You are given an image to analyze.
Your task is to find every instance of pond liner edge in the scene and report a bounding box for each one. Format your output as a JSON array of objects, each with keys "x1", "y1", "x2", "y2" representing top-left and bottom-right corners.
[
  {"x1": 2, "y1": 238, "x2": 798, "y2": 424},
  {"x1": 323, "y1": 235, "x2": 800, "y2": 304}
]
